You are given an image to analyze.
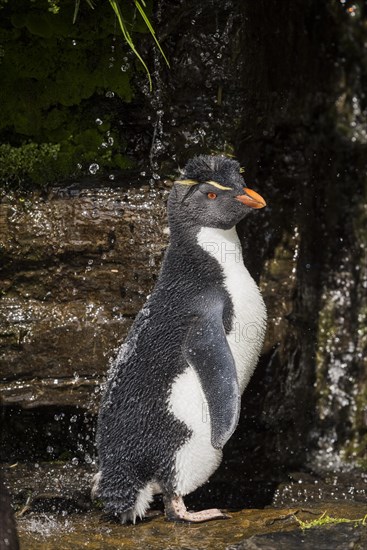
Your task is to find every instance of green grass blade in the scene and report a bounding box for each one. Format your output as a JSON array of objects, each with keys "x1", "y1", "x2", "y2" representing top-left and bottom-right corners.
[
  {"x1": 73, "y1": 0, "x2": 95, "y2": 24},
  {"x1": 295, "y1": 512, "x2": 367, "y2": 531},
  {"x1": 109, "y1": 0, "x2": 152, "y2": 91},
  {"x1": 73, "y1": 0, "x2": 80, "y2": 24},
  {"x1": 134, "y1": 0, "x2": 170, "y2": 68}
]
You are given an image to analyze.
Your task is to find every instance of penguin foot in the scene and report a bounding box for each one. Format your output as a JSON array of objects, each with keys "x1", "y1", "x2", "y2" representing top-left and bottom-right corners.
[{"x1": 164, "y1": 495, "x2": 230, "y2": 523}]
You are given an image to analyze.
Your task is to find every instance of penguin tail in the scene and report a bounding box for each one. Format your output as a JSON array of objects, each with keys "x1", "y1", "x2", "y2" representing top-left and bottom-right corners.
[
  {"x1": 91, "y1": 470, "x2": 157, "y2": 524},
  {"x1": 120, "y1": 482, "x2": 155, "y2": 524},
  {"x1": 91, "y1": 471, "x2": 101, "y2": 500}
]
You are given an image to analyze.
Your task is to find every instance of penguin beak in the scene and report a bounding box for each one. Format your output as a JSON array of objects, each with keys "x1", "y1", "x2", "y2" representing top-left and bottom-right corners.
[{"x1": 235, "y1": 187, "x2": 266, "y2": 209}]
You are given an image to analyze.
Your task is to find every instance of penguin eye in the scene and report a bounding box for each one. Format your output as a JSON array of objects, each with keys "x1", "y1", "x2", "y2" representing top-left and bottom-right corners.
[{"x1": 207, "y1": 192, "x2": 217, "y2": 200}]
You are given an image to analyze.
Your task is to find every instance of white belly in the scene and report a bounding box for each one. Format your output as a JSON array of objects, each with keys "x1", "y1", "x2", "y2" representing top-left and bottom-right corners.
[
  {"x1": 168, "y1": 366, "x2": 222, "y2": 496},
  {"x1": 169, "y1": 226, "x2": 266, "y2": 495},
  {"x1": 197, "y1": 226, "x2": 266, "y2": 391}
]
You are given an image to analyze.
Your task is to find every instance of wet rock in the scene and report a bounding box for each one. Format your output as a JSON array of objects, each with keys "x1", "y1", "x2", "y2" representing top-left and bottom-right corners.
[
  {"x1": 272, "y1": 471, "x2": 367, "y2": 507},
  {"x1": 6, "y1": 462, "x2": 366, "y2": 550},
  {"x1": 228, "y1": 524, "x2": 363, "y2": 550},
  {"x1": 0, "y1": 183, "x2": 169, "y2": 409},
  {"x1": 0, "y1": 469, "x2": 19, "y2": 550},
  {"x1": 312, "y1": 171, "x2": 367, "y2": 469},
  {"x1": 5, "y1": 462, "x2": 94, "y2": 513},
  {"x1": 15, "y1": 504, "x2": 367, "y2": 550}
]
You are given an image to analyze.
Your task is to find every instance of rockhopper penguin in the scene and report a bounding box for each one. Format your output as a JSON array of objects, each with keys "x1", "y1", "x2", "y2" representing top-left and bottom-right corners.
[{"x1": 94, "y1": 155, "x2": 267, "y2": 523}]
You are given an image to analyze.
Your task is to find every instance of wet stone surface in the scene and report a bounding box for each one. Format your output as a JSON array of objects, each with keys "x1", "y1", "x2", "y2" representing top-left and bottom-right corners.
[
  {"x1": 4, "y1": 462, "x2": 367, "y2": 549},
  {"x1": 0, "y1": 182, "x2": 170, "y2": 410},
  {"x1": 229, "y1": 523, "x2": 365, "y2": 550},
  {"x1": 273, "y1": 471, "x2": 367, "y2": 507},
  {"x1": 15, "y1": 504, "x2": 367, "y2": 550}
]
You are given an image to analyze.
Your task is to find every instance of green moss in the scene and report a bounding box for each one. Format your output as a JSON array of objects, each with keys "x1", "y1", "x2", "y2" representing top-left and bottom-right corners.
[
  {"x1": 47, "y1": 0, "x2": 60, "y2": 15},
  {"x1": 0, "y1": 143, "x2": 62, "y2": 185},
  {"x1": 315, "y1": 297, "x2": 336, "y2": 406},
  {"x1": 342, "y1": 383, "x2": 367, "y2": 467},
  {"x1": 296, "y1": 511, "x2": 367, "y2": 530},
  {"x1": 0, "y1": 137, "x2": 134, "y2": 187},
  {"x1": 0, "y1": 0, "x2": 144, "y2": 187}
]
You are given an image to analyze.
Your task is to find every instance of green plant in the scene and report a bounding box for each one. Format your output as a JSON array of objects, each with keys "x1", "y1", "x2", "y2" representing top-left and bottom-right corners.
[
  {"x1": 295, "y1": 511, "x2": 367, "y2": 530},
  {"x1": 73, "y1": 0, "x2": 169, "y2": 90},
  {"x1": 0, "y1": 0, "x2": 138, "y2": 186},
  {"x1": 0, "y1": 143, "x2": 61, "y2": 186}
]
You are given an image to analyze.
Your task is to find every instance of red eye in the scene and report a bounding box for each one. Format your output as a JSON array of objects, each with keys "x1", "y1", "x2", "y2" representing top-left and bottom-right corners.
[{"x1": 207, "y1": 192, "x2": 217, "y2": 200}]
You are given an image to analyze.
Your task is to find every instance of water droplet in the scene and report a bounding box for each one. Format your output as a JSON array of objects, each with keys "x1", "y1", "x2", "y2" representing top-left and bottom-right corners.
[
  {"x1": 89, "y1": 163, "x2": 99, "y2": 174},
  {"x1": 121, "y1": 64, "x2": 129, "y2": 72},
  {"x1": 95, "y1": 118, "x2": 103, "y2": 126},
  {"x1": 47, "y1": 446, "x2": 53, "y2": 454},
  {"x1": 84, "y1": 453, "x2": 93, "y2": 464},
  {"x1": 72, "y1": 40, "x2": 77, "y2": 46},
  {"x1": 109, "y1": 174, "x2": 115, "y2": 180},
  {"x1": 71, "y1": 457, "x2": 79, "y2": 465},
  {"x1": 105, "y1": 91, "x2": 115, "y2": 98}
]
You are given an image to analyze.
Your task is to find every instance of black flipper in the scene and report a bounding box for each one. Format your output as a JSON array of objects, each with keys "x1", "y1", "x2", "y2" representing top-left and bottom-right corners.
[{"x1": 183, "y1": 300, "x2": 240, "y2": 450}]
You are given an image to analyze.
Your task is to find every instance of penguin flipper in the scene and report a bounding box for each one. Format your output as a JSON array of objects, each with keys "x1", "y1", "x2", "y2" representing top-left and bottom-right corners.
[{"x1": 183, "y1": 306, "x2": 240, "y2": 450}]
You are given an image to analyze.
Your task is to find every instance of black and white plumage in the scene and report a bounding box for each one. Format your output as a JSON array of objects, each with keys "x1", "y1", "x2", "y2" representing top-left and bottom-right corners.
[{"x1": 94, "y1": 155, "x2": 267, "y2": 523}]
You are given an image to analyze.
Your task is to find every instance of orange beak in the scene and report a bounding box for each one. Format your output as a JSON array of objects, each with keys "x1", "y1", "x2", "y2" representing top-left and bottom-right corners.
[{"x1": 235, "y1": 187, "x2": 266, "y2": 209}]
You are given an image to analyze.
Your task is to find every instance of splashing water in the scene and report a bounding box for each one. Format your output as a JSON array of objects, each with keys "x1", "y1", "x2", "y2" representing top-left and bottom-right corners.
[{"x1": 89, "y1": 163, "x2": 99, "y2": 175}]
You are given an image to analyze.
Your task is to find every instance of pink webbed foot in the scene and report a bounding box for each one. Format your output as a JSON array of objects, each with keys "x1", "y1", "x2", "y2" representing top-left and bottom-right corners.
[{"x1": 164, "y1": 495, "x2": 230, "y2": 523}]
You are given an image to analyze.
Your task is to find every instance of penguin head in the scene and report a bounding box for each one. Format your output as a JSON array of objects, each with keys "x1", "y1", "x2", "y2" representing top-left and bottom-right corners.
[{"x1": 170, "y1": 155, "x2": 266, "y2": 230}]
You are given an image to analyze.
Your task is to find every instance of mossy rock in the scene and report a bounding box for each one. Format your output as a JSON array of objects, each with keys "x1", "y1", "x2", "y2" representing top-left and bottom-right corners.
[{"x1": 0, "y1": 0, "x2": 147, "y2": 186}]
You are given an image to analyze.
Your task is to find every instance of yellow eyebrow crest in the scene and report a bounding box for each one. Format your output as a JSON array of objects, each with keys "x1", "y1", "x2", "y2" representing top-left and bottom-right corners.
[
  {"x1": 205, "y1": 180, "x2": 232, "y2": 190},
  {"x1": 174, "y1": 179, "x2": 232, "y2": 191},
  {"x1": 173, "y1": 179, "x2": 198, "y2": 186}
]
